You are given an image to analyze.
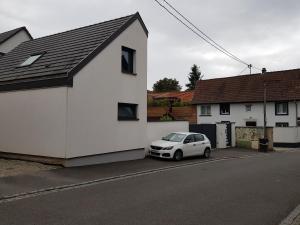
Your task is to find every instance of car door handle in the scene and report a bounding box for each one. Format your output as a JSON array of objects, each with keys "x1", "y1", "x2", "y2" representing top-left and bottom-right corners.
[{"x1": 193, "y1": 144, "x2": 196, "y2": 146}]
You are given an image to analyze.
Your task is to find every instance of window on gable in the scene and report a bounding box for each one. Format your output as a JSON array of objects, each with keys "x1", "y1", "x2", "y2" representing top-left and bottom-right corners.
[
  {"x1": 220, "y1": 103, "x2": 230, "y2": 115},
  {"x1": 122, "y1": 46, "x2": 136, "y2": 74},
  {"x1": 200, "y1": 105, "x2": 211, "y2": 116},
  {"x1": 275, "y1": 122, "x2": 289, "y2": 127},
  {"x1": 118, "y1": 103, "x2": 138, "y2": 121},
  {"x1": 19, "y1": 53, "x2": 44, "y2": 67},
  {"x1": 275, "y1": 102, "x2": 288, "y2": 115}
]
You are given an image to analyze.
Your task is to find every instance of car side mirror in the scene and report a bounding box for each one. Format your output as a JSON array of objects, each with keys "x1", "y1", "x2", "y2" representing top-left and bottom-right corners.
[{"x1": 184, "y1": 139, "x2": 190, "y2": 144}]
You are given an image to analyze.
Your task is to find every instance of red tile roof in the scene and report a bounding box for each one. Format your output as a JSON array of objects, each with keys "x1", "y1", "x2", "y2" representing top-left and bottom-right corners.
[
  {"x1": 192, "y1": 69, "x2": 300, "y2": 104},
  {"x1": 148, "y1": 91, "x2": 194, "y2": 103}
]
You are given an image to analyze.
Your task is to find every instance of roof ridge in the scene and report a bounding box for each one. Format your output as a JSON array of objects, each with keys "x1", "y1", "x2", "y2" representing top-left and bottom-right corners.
[
  {"x1": 31, "y1": 13, "x2": 136, "y2": 42},
  {"x1": 200, "y1": 67, "x2": 300, "y2": 82}
]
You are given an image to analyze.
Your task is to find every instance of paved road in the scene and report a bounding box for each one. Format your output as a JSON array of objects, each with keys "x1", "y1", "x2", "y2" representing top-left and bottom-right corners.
[{"x1": 0, "y1": 150, "x2": 299, "y2": 225}]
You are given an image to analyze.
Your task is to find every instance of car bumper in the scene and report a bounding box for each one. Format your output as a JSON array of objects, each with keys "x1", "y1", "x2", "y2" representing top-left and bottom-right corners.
[{"x1": 149, "y1": 150, "x2": 173, "y2": 159}]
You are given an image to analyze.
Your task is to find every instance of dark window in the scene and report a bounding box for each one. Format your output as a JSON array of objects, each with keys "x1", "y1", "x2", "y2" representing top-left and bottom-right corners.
[
  {"x1": 297, "y1": 118, "x2": 300, "y2": 126},
  {"x1": 200, "y1": 105, "x2": 211, "y2": 116},
  {"x1": 246, "y1": 121, "x2": 257, "y2": 127},
  {"x1": 275, "y1": 122, "x2": 289, "y2": 127},
  {"x1": 195, "y1": 134, "x2": 204, "y2": 142},
  {"x1": 245, "y1": 104, "x2": 252, "y2": 112},
  {"x1": 184, "y1": 135, "x2": 195, "y2": 144},
  {"x1": 275, "y1": 102, "x2": 288, "y2": 115},
  {"x1": 122, "y1": 46, "x2": 135, "y2": 74},
  {"x1": 118, "y1": 103, "x2": 138, "y2": 120},
  {"x1": 220, "y1": 103, "x2": 230, "y2": 115}
]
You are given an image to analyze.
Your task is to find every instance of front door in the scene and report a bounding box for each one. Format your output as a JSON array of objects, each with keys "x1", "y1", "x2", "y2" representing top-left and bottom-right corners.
[{"x1": 222, "y1": 121, "x2": 232, "y2": 147}]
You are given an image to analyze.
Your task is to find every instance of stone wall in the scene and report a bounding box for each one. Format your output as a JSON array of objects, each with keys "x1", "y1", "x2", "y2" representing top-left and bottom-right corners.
[{"x1": 235, "y1": 127, "x2": 273, "y2": 150}]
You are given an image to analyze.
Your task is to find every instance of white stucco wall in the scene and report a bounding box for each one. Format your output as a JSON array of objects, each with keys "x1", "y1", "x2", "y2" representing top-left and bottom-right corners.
[
  {"x1": 273, "y1": 127, "x2": 300, "y2": 143},
  {"x1": 197, "y1": 102, "x2": 299, "y2": 127},
  {"x1": 0, "y1": 87, "x2": 67, "y2": 158},
  {"x1": 0, "y1": 30, "x2": 31, "y2": 53},
  {"x1": 66, "y1": 20, "x2": 148, "y2": 158},
  {"x1": 146, "y1": 121, "x2": 189, "y2": 147}
]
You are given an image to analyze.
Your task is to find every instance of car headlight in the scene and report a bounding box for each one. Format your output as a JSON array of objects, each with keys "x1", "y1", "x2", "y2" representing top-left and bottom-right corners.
[{"x1": 163, "y1": 146, "x2": 173, "y2": 150}]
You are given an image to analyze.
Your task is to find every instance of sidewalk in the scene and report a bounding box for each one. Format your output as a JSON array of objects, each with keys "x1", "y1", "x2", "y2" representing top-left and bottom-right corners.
[
  {"x1": 0, "y1": 148, "x2": 264, "y2": 199},
  {"x1": 279, "y1": 205, "x2": 300, "y2": 225}
]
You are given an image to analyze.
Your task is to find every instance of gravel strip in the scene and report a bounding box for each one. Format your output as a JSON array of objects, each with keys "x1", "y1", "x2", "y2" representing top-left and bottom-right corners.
[{"x1": 0, "y1": 158, "x2": 60, "y2": 177}]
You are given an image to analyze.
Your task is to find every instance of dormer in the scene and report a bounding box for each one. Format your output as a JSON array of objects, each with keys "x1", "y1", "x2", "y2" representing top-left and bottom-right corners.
[{"x1": 0, "y1": 27, "x2": 32, "y2": 54}]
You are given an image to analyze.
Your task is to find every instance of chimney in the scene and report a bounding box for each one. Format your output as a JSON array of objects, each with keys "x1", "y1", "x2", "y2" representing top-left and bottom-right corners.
[{"x1": 262, "y1": 68, "x2": 267, "y2": 74}]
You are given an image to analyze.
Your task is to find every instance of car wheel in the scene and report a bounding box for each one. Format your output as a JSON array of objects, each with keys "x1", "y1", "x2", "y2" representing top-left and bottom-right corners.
[
  {"x1": 173, "y1": 150, "x2": 183, "y2": 161},
  {"x1": 203, "y1": 148, "x2": 211, "y2": 158}
]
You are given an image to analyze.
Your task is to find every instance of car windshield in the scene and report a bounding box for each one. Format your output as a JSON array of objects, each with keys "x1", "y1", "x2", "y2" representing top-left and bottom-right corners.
[{"x1": 162, "y1": 133, "x2": 186, "y2": 142}]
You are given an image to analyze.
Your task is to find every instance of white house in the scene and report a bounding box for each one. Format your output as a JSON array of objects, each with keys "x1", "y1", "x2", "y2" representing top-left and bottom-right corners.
[
  {"x1": 192, "y1": 69, "x2": 300, "y2": 148},
  {"x1": 0, "y1": 13, "x2": 148, "y2": 166},
  {"x1": 0, "y1": 27, "x2": 32, "y2": 54}
]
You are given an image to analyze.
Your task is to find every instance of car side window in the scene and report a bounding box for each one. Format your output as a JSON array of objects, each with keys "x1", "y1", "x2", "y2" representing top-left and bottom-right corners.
[
  {"x1": 195, "y1": 134, "x2": 204, "y2": 142},
  {"x1": 184, "y1": 135, "x2": 195, "y2": 143}
]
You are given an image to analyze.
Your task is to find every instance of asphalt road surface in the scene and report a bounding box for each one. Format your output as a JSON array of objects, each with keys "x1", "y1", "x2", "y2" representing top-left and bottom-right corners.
[{"x1": 0, "y1": 150, "x2": 299, "y2": 225}]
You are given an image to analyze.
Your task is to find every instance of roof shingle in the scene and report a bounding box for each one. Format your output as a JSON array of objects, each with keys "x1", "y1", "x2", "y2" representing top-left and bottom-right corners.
[{"x1": 192, "y1": 69, "x2": 300, "y2": 104}]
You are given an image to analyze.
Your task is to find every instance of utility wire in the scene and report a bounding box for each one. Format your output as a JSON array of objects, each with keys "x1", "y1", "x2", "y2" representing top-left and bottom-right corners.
[
  {"x1": 238, "y1": 65, "x2": 250, "y2": 75},
  {"x1": 162, "y1": 0, "x2": 248, "y2": 66},
  {"x1": 154, "y1": 0, "x2": 262, "y2": 71}
]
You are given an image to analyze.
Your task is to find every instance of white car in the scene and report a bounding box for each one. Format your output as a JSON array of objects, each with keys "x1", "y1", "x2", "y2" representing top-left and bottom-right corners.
[{"x1": 149, "y1": 132, "x2": 212, "y2": 161}]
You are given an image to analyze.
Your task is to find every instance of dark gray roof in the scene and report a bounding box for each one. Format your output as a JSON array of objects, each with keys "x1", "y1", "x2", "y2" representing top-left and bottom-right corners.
[
  {"x1": 0, "y1": 12, "x2": 148, "y2": 92},
  {"x1": 0, "y1": 27, "x2": 32, "y2": 45}
]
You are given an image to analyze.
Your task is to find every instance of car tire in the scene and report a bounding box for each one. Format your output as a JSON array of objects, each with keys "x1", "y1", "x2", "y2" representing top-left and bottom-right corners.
[
  {"x1": 203, "y1": 148, "x2": 211, "y2": 158},
  {"x1": 173, "y1": 150, "x2": 183, "y2": 161}
]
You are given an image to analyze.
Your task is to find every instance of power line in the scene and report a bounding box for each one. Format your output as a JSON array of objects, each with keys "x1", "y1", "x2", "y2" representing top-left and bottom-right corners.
[
  {"x1": 162, "y1": 0, "x2": 248, "y2": 66},
  {"x1": 154, "y1": 0, "x2": 262, "y2": 72}
]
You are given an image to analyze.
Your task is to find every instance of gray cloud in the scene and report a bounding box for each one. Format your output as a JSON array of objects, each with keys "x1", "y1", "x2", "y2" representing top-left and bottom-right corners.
[{"x1": 0, "y1": 0, "x2": 299, "y2": 89}]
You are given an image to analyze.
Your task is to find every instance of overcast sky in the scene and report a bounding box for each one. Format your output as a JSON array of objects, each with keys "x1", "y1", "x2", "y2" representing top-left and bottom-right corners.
[{"x1": 1, "y1": 0, "x2": 300, "y2": 90}]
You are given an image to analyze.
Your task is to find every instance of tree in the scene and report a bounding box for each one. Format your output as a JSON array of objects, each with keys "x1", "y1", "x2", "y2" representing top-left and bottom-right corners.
[
  {"x1": 153, "y1": 77, "x2": 182, "y2": 92},
  {"x1": 185, "y1": 64, "x2": 203, "y2": 90}
]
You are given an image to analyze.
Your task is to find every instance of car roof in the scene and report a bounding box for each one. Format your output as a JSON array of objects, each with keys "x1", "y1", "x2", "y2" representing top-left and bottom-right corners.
[{"x1": 171, "y1": 132, "x2": 202, "y2": 135}]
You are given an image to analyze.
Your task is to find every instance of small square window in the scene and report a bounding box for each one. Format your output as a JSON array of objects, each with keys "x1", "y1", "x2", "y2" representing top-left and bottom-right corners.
[
  {"x1": 220, "y1": 103, "x2": 230, "y2": 115},
  {"x1": 122, "y1": 46, "x2": 136, "y2": 74},
  {"x1": 275, "y1": 102, "x2": 288, "y2": 115},
  {"x1": 275, "y1": 122, "x2": 289, "y2": 127},
  {"x1": 200, "y1": 105, "x2": 211, "y2": 116},
  {"x1": 245, "y1": 104, "x2": 252, "y2": 112},
  {"x1": 118, "y1": 103, "x2": 138, "y2": 120},
  {"x1": 19, "y1": 53, "x2": 44, "y2": 67}
]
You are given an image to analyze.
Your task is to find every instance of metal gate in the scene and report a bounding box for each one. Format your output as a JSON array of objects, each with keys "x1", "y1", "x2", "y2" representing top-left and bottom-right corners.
[{"x1": 189, "y1": 124, "x2": 216, "y2": 148}]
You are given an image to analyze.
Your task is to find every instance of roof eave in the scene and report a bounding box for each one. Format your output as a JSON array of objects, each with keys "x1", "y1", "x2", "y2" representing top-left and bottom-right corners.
[{"x1": 0, "y1": 75, "x2": 72, "y2": 92}]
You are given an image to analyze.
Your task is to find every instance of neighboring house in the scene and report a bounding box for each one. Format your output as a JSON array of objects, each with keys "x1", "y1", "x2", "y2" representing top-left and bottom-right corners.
[
  {"x1": 192, "y1": 69, "x2": 300, "y2": 128},
  {"x1": 0, "y1": 13, "x2": 148, "y2": 166},
  {"x1": 0, "y1": 27, "x2": 32, "y2": 54},
  {"x1": 147, "y1": 91, "x2": 197, "y2": 123}
]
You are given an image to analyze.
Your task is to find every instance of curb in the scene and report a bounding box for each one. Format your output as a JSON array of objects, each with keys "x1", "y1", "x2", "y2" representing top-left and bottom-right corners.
[{"x1": 279, "y1": 205, "x2": 300, "y2": 225}]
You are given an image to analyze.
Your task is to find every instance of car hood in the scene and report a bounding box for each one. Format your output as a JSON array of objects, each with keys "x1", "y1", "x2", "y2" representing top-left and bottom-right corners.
[{"x1": 151, "y1": 140, "x2": 180, "y2": 147}]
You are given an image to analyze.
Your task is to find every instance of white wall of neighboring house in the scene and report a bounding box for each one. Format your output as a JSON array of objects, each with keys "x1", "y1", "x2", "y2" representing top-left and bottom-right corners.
[
  {"x1": 66, "y1": 19, "x2": 148, "y2": 159},
  {"x1": 0, "y1": 30, "x2": 31, "y2": 53},
  {"x1": 273, "y1": 127, "x2": 300, "y2": 144},
  {"x1": 197, "y1": 102, "x2": 299, "y2": 127},
  {"x1": 146, "y1": 121, "x2": 189, "y2": 147},
  {"x1": 0, "y1": 87, "x2": 68, "y2": 158}
]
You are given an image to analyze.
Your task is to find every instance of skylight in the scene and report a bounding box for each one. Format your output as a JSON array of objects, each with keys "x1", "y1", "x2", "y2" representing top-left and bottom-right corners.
[{"x1": 19, "y1": 54, "x2": 43, "y2": 67}]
